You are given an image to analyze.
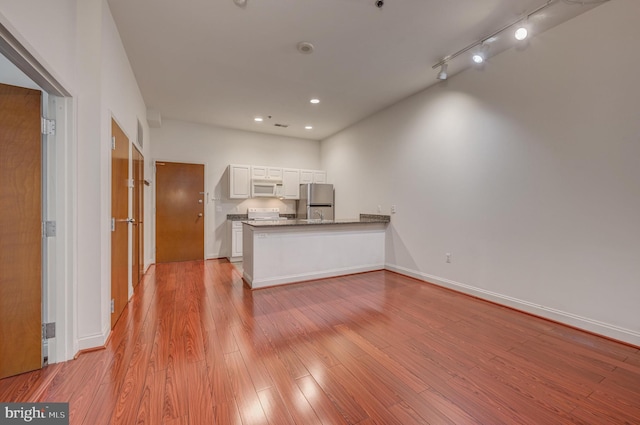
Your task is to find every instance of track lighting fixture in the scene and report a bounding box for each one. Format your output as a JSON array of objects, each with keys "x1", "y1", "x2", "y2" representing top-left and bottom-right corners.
[
  {"x1": 430, "y1": 0, "x2": 564, "y2": 80},
  {"x1": 437, "y1": 63, "x2": 448, "y2": 80},
  {"x1": 233, "y1": 0, "x2": 247, "y2": 7}
]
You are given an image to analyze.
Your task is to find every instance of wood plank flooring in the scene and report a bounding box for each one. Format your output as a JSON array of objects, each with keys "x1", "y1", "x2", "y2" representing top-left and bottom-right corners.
[{"x1": 1, "y1": 259, "x2": 639, "y2": 424}]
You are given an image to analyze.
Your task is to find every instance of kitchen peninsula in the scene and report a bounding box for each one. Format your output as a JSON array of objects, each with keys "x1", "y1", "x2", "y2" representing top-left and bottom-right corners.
[{"x1": 242, "y1": 215, "x2": 390, "y2": 289}]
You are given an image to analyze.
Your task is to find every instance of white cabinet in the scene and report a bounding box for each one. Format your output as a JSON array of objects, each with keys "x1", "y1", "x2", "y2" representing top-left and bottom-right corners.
[
  {"x1": 228, "y1": 164, "x2": 325, "y2": 199},
  {"x1": 251, "y1": 166, "x2": 282, "y2": 181},
  {"x1": 282, "y1": 168, "x2": 300, "y2": 199},
  {"x1": 300, "y1": 169, "x2": 313, "y2": 184},
  {"x1": 229, "y1": 220, "x2": 243, "y2": 261},
  {"x1": 313, "y1": 170, "x2": 327, "y2": 183},
  {"x1": 300, "y1": 169, "x2": 327, "y2": 184},
  {"x1": 229, "y1": 164, "x2": 251, "y2": 199}
]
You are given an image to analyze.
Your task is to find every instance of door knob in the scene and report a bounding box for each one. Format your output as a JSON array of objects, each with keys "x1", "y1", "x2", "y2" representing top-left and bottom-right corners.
[
  {"x1": 126, "y1": 218, "x2": 136, "y2": 223},
  {"x1": 198, "y1": 213, "x2": 203, "y2": 217}
]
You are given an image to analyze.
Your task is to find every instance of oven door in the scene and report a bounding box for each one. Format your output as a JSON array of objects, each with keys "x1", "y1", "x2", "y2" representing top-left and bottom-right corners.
[{"x1": 252, "y1": 181, "x2": 277, "y2": 197}]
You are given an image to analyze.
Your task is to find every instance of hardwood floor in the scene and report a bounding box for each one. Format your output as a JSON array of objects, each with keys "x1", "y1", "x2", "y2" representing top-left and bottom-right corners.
[{"x1": 1, "y1": 260, "x2": 639, "y2": 424}]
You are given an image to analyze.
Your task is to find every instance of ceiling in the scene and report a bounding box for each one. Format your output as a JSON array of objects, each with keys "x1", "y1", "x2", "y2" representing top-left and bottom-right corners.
[{"x1": 107, "y1": 0, "x2": 602, "y2": 140}]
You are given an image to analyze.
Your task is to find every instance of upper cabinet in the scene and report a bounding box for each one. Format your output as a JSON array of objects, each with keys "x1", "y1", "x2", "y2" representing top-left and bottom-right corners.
[
  {"x1": 251, "y1": 166, "x2": 282, "y2": 181},
  {"x1": 300, "y1": 169, "x2": 326, "y2": 184},
  {"x1": 282, "y1": 168, "x2": 300, "y2": 199},
  {"x1": 229, "y1": 164, "x2": 251, "y2": 199},
  {"x1": 228, "y1": 164, "x2": 325, "y2": 199}
]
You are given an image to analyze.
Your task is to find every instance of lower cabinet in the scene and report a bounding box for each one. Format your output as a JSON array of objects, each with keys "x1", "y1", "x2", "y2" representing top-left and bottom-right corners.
[{"x1": 229, "y1": 221, "x2": 243, "y2": 262}]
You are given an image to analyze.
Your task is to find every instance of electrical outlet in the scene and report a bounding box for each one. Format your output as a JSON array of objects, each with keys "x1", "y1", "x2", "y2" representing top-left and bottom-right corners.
[
  {"x1": 446, "y1": 253, "x2": 452, "y2": 263},
  {"x1": 377, "y1": 205, "x2": 382, "y2": 213},
  {"x1": 391, "y1": 205, "x2": 397, "y2": 214}
]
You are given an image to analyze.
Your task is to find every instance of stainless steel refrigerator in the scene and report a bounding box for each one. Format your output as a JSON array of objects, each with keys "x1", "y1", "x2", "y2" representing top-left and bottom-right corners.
[{"x1": 297, "y1": 183, "x2": 334, "y2": 220}]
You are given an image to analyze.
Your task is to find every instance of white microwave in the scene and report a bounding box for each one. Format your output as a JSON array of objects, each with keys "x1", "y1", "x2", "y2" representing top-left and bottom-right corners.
[{"x1": 252, "y1": 181, "x2": 280, "y2": 197}]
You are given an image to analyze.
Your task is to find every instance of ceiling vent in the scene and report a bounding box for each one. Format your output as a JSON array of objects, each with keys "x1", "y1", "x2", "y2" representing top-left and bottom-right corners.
[{"x1": 274, "y1": 123, "x2": 289, "y2": 128}]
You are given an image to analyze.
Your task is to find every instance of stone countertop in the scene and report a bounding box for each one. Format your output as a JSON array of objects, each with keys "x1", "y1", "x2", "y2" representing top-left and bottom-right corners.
[
  {"x1": 242, "y1": 214, "x2": 390, "y2": 228},
  {"x1": 227, "y1": 213, "x2": 297, "y2": 221}
]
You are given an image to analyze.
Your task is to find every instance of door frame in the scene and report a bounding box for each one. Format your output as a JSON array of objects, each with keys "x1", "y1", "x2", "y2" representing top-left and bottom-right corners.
[
  {"x1": 132, "y1": 145, "x2": 144, "y2": 289},
  {"x1": 1, "y1": 22, "x2": 76, "y2": 363}
]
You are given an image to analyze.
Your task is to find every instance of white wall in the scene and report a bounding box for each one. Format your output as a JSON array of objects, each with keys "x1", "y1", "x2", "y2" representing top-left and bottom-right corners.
[
  {"x1": 0, "y1": 53, "x2": 41, "y2": 89},
  {"x1": 151, "y1": 120, "x2": 321, "y2": 259},
  {"x1": 322, "y1": 0, "x2": 640, "y2": 345},
  {"x1": 101, "y1": 1, "x2": 151, "y2": 333},
  {"x1": 0, "y1": 0, "x2": 76, "y2": 90},
  {"x1": 0, "y1": 0, "x2": 151, "y2": 354}
]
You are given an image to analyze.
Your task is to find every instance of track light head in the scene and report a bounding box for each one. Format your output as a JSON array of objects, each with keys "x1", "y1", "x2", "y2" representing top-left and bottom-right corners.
[
  {"x1": 515, "y1": 26, "x2": 529, "y2": 41},
  {"x1": 437, "y1": 63, "x2": 448, "y2": 80},
  {"x1": 515, "y1": 17, "x2": 529, "y2": 41},
  {"x1": 472, "y1": 43, "x2": 489, "y2": 65},
  {"x1": 513, "y1": 15, "x2": 529, "y2": 41}
]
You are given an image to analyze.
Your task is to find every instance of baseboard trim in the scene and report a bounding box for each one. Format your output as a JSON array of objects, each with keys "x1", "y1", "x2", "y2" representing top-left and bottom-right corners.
[
  {"x1": 74, "y1": 344, "x2": 107, "y2": 359},
  {"x1": 76, "y1": 327, "x2": 109, "y2": 353},
  {"x1": 248, "y1": 264, "x2": 385, "y2": 290},
  {"x1": 385, "y1": 263, "x2": 640, "y2": 347}
]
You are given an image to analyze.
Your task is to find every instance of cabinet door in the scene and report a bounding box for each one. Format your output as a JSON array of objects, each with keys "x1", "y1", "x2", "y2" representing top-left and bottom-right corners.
[
  {"x1": 229, "y1": 164, "x2": 250, "y2": 199},
  {"x1": 300, "y1": 169, "x2": 314, "y2": 184},
  {"x1": 232, "y1": 227, "x2": 243, "y2": 257},
  {"x1": 267, "y1": 167, "x2": 283, "y2": 180},
  {"x1": 282, "y1": 168, "x2": 300, "y2": 199},
  {"x1": 313, "y1": 171, "x2": 327, "y2": 183},
  {"x1": 251, "y1": 166, "x2": 267, "y2": 180}
]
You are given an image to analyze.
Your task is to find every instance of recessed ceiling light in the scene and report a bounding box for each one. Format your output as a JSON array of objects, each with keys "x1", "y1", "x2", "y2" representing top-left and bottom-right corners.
[
  {"x1": 254, "y1": 117, "x2": 263, "y2": 122},
  {"x1": 305, "y1": 126, "x2": 313, "y2": 130},
  {"x1": 472, "y1": 54, "x2": 484, "y2": 64},
  {"x1": 310, "y1": 98, "x2": 320, "y2": 104}
]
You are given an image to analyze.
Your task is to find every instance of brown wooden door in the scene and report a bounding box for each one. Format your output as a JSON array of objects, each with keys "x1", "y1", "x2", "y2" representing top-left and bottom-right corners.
[
  {"x1": 156, "y1": 162, "x2": 204, "y2": 263},
  {"x1": 132, "y1": 146, "x2": 144, "y2": 288},
  {"x1": 0, "y1": 83, "x2": 42, "y2": 378},
  {"x1": 111, "y1": 120, "x2": 129, "y2": 328}
]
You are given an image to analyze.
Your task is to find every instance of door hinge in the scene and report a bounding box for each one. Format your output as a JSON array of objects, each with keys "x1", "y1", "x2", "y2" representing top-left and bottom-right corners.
[
  {"x1": 41, "y1": 118, "x2": 56, "y2": 136},
  {"x1": 42, "y1": 323, "x2": 56, "y2": 340},
  {"x1": 44, "y1": 220, "x2": 56, "y2": 237},
  {"x1": 110, "y1": 299, "x2": 115, "y2": 314},
  {"x1": 111, "y1": 217, "x2": 116, "y2": 232},
  {"x1": 111, "y1": 136, "x2": 116, "y2": 150}
]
